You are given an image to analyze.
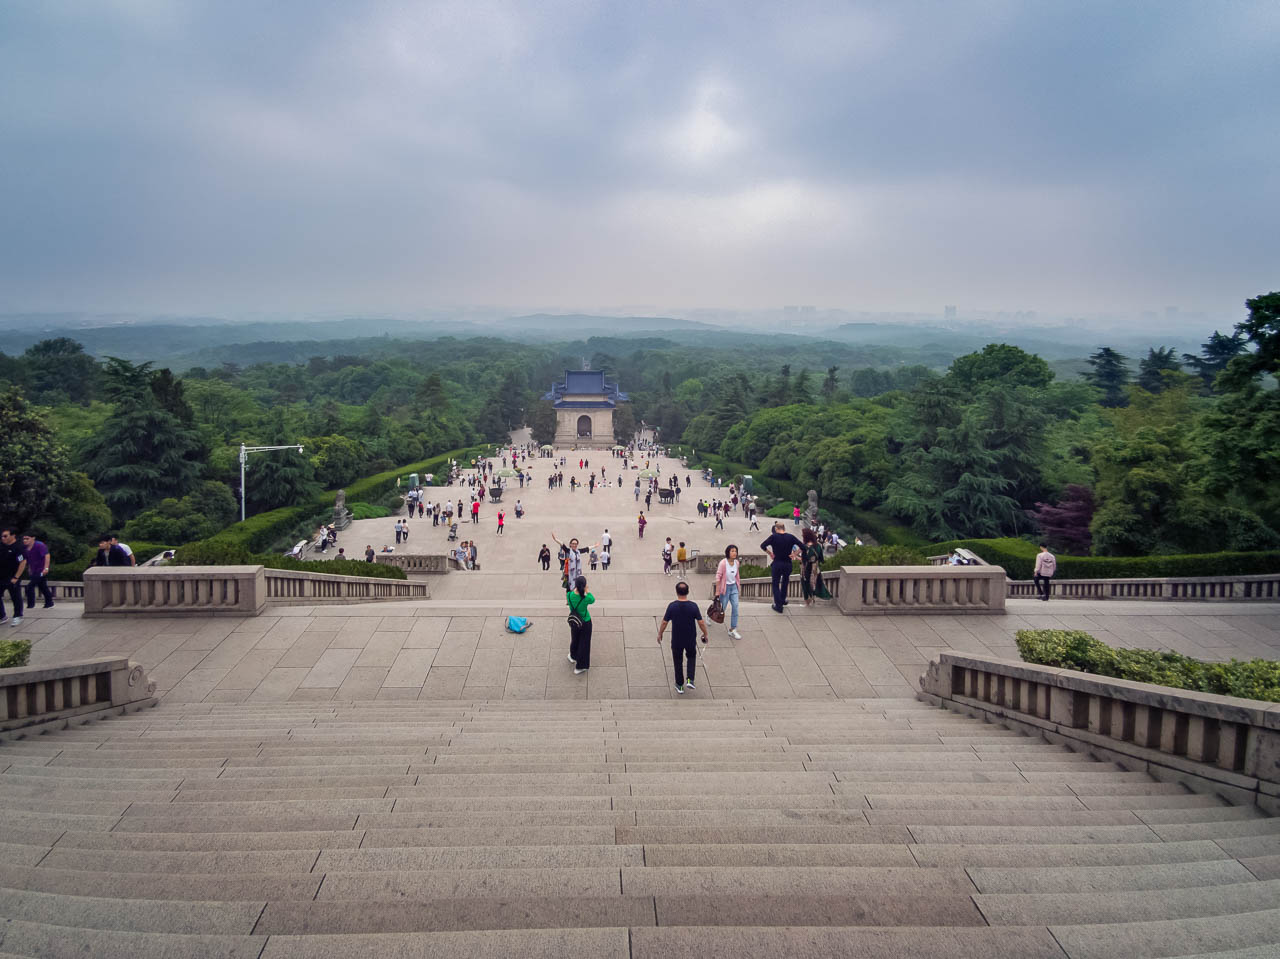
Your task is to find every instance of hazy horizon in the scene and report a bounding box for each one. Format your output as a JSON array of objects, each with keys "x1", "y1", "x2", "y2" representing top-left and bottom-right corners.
[{"x1": 2, "y1": 1, "x2": 1276, "y2": 323}]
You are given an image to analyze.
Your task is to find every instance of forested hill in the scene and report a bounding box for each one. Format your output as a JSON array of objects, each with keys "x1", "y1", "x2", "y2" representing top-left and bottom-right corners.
[{"x1": 1, "y1": 292, "x2": 1276, "y2": 571}]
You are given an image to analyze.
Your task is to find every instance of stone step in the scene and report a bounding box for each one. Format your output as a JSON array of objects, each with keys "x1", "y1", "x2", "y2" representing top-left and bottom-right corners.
[
  {"x1": 0, "y1": 888, "x2": 261, "y2": 934},
  {"x1": 0, "y1": 864, "x2": 323, "y2": 902},
  {"x1": 0, "y1": 920, "x2": 630, "y2": 959},
  {"x1": 976, "y1": 878, "x2": 1280, "y2": 926},
  {"x1": 1048, "y1": 907, "x2": 1280, "y2": 959}
]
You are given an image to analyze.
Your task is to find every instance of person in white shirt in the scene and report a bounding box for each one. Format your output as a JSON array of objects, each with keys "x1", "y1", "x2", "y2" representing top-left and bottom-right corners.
[{"x1": 714, "y1": 544, "x2": 743, "y2": 640}]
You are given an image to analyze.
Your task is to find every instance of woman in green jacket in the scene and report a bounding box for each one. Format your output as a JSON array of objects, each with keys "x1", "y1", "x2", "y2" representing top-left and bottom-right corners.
[{"x1": 566, "y1": 575, "x2": 595, "y2": 675}]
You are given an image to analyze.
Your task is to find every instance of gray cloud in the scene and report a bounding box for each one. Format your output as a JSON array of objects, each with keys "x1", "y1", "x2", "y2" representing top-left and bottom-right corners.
[{"x1": 0, "y1": 0, "x2": 1276, "y2": 318}]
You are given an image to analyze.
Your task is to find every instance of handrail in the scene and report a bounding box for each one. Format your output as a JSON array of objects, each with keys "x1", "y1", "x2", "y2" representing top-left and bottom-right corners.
[
  {"x1": 1, "y1": 657, "x2": 156, "y2": 737},
  {"x1": 920, "y1": 651, "x2": 1280, "y2": 813}
]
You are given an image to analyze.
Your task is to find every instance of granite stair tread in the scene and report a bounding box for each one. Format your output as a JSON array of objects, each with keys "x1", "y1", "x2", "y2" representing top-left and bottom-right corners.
[{"x1": 0, "y1": 697, "x2": 1274, "y2": 957}]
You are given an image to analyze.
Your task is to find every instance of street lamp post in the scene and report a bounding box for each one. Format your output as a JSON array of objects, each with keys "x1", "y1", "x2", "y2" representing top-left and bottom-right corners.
[{"x1": 239, "y1": 443, "x2": 305, "y2": 522}]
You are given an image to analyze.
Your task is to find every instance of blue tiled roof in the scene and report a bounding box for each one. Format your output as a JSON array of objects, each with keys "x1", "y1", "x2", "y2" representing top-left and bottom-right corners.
[
  {"x1": 544, "y1": 369, "x2": 629, "y2": 403},
  {"x1": 553, "y1": 400, "x2": 616, "y2": 409}
]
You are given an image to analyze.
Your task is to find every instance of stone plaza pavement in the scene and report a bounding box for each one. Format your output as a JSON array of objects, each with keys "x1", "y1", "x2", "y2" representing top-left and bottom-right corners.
[{"x1": 17, "y1": 438, "x2": 1280, "y2": 703}]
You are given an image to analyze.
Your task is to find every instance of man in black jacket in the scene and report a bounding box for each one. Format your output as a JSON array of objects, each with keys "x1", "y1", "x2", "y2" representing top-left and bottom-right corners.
[{"x1": 760, "y1": 522, "x2": 804, "y2": 613}]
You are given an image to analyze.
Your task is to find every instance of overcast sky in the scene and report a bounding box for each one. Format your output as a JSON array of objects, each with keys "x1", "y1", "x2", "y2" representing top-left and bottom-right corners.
[{"x1": 1, "y1": 0, "x2": 1276, "y2": 320}]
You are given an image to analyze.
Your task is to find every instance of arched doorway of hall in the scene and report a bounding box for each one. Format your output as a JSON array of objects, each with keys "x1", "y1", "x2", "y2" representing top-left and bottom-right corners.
[{"x1": 576, "y1": 414, "x2": 592, "y2": 437}]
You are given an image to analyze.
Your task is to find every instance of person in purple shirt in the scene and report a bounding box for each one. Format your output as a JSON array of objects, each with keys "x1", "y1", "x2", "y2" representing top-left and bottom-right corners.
[{"x1": 21, "y1": 533, "x2": 54, "y2": 609}]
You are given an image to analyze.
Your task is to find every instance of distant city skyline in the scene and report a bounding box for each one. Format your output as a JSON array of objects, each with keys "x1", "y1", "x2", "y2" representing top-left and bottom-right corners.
[{"x1": 1, "y1": 1, "x2": 1276, "y2": 323}]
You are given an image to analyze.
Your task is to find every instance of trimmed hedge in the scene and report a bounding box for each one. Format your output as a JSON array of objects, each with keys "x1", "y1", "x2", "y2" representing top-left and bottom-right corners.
[
  {"x1": 929, "y1": 538, "x2": 1280, "y2": 582},
  {"x1": 0, "y1": 639, "x2": 32, "y2": 669},
  {"x1": 172, "y1": 539, "x2": 406, "y2": 580},
  {"x1": 741, "y1": 544, "x2": 928, "y2": 579},
  {"x1": 348, "y1": 502, "x2": 391, "y2": 520},
  {"x1": 48, "y1": 541, "x2": 175, "y2": 583},
  {"x1": 1016, "y1": 629, "x2": 1280, "y2": 704}
]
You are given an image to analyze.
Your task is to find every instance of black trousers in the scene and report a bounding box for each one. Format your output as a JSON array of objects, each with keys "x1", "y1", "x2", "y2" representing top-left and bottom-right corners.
[
  {"x1": 1, "y1": 581, "x2": 22, "y2": 619},
  {"x1": 671, "y1": 635, "x2": 697, "y2": 687},
  {"x1": 1034, "y1": 574, "x2": 1053, "y2": 600},
  {"x1": 770, "y1": 561, "x2": 791, "y2": 609},
  {"x1": 25, "y1": 574, "x2": 54, "y2": 608},
  {"x1": 569, "y1": 619, "x2": 592, "y2": 669}
]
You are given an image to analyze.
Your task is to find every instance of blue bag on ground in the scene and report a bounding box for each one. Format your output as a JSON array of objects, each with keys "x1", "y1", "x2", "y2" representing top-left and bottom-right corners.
[{"x1": 506, "y1": 616, "x2": 531, "y2": 633}]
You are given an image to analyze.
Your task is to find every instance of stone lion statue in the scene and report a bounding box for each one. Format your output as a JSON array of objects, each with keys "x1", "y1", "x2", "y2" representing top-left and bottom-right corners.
[{"x1": 806, "y1": 489, "x2": 819, "y2": 528}]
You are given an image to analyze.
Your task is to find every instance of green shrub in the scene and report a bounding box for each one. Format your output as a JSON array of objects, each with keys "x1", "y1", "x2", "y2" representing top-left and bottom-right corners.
[
  {"x1": 765, "y1": 501, "x2": 796, "y2": 519},
  {"x1": 929, "y1": 539, "x2": 1280, "y2": 581},
  {"x1": 0, "y1": 639, "x2": 32, "y2": 669},
  {"x1": 348, "y1": 502, "x2": 391, "y2": 520},
  {"x1": 1016, "y1": 629, "x2": 1280, "y2": 703},
  {"x1": 172, "y1": 539, "x2": 407, "y2": 580},
  {"x1": 48, "y1": 541, "x2": 175, "y2": 583}
]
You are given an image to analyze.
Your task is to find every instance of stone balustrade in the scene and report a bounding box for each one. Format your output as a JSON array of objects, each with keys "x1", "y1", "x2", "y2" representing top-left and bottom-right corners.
[
  {"x1": 1007, "y1": 573, "x2": 1280, "y2": 601},
  {"x1": 83, "y1": 566, "x2": 429, "y2": 616},
  {"x1": 695, "y1": 553, "x2": 767, "y2": 574},
  {"x1": 373, "y1": 553, "x2": 451, "y2": 574},
  {"x1": 264, "y1": 568, "x2": 430, "y2": 605},
  {"x1": 734, "y1": 572, "x2": 841, "y2": 603},
  {"x1": 837, "y1": 565, "x2": 1007, "y2": 615},
  {"x1": 46, "y1": 581, "x2": 86, "y2": 600},
  {"x1": 1, "y1": 657, "x2": 156, "y2": 737},
  {"x1": 920, "y1": 651, "x2": 1280, "y2": 813},
  {"x1": 84, "y1": 566, "x2": 265, "y2": 616}
]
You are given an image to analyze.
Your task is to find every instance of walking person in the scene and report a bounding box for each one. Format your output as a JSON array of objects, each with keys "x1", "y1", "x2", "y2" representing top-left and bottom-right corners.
[
  {"x1": 471, "y1": 500, "x2": 480, "y2": 524},
  {"x1": 20, "y1": 533, "x2": 54, "y2": 610},
  {"x1": 566, "y1": 575, "x2": 594, "y2": 675},
  {"x1": 1034, "y1": 544, "x2": 1057, "y2": 601},
  {"x1": 0, "y1": 528, "x2": 27, "y2": 627},
  {"x1": 715, "y1": 545, "x2": 743, "y2": 640},
  {"x1": 637, "y1": 512, "x2": 647, "y2": 539},
  {"x1": 538, "y1": 544, "x2": 552, "y2": 570},
  {"x1": 800, "y1": 527, "x2": 832, "y2": 606},
  {"x1": 600, "y1": 544, "x2": 610, "y2": 570},
  {"x1": 662, "y1": 538, "x2": 673, "y2": 576},
  {"x1": 657, "y1": 580, "x2": 709, "y2": 694},
  {"x1": 760, "y1": 522, "x2": 804, "y2": 614},
  {"x1": 496, "y1": 510, "x2": 505, "y2": 535}
]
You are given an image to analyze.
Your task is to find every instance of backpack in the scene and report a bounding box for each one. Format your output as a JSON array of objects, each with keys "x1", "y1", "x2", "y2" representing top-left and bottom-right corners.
[{"x1": 506, "y1": 616, "x2": 531, "y2": 633}]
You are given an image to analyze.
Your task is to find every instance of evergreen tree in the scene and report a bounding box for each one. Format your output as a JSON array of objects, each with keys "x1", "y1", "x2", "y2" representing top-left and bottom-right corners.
[
  {"x1": 245, "y1": 447, "x2": 320, "y2": 514},
  {"x1": 1085, "y1": 347, "x2": 1130, "y2": 408},
  {"x1": 82, "y1": 359, "x2": 203, "y2": 521},
  {"x1": 792, "y1": 369, "x2": 814, "y2": 404},
  {"x1": 1220, "y1": 291, "x2": 1280, "y2": 391},
  {"x1": 1183, "y1": 330, "x2": 1247, "y2": 392},
  {"x1": 1136, "y1": 347, "x2": 1181, "y2": 393},
  {"x1": 821, "y1": 366, "x2": 840, "y2": 402}
]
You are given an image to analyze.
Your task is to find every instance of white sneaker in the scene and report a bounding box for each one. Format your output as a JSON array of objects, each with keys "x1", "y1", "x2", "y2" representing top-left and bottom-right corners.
[
  {"x1": 574, "y1": 667, "x2": 588, "y2": 675},
  {"x1": 729, "y1": 628, "x2": 742, "y2": 640},
  {"x1": 10, "y1": 617, "x2": 22, "y2": 627},
  {"x1": 568, "y1": 654, "x2": 576, "y2": 664}
]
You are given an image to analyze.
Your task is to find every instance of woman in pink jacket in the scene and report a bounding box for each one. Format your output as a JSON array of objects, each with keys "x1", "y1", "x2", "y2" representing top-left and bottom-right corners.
[{"x1": 714, "y1": 544, "x2": 743, "y2": 640}]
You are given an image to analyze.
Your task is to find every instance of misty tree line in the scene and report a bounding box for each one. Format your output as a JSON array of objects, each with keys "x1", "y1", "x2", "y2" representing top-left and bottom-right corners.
[{"x1": 1, "y1": 292, "x2": 1276, "y2": 560}]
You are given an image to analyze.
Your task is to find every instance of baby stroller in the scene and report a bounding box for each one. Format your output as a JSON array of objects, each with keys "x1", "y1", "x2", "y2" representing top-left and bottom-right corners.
[{"x1": 447, "y1": 523, "x2": 459, "y2": 542}]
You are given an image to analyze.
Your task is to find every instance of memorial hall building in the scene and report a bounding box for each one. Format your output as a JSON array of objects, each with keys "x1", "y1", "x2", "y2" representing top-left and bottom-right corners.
[{"x1": 544, "y1": 369, "x2": 627, "y2": 448}]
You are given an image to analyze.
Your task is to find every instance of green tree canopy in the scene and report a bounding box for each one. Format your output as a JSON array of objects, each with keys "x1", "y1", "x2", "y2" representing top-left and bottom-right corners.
[
  {"x1": 0, "y1": 387, "x2": 71, "y2": 532},
  {"x1": 1085, "y1": 347, "x2": 1130, "y2": 408}
]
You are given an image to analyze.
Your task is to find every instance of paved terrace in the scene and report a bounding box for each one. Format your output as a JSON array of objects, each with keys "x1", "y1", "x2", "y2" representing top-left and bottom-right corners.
[{"x1": 17, "y1": 437, "x2": 1280, "y2": 703}]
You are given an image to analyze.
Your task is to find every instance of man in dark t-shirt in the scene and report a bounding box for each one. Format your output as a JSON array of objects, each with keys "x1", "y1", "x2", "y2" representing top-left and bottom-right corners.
[
  {"x1": 760, "y1": 522, "x2": 805, "y2": 613},
  {"x1": 657, "y1": 580, "x2": 709, "y2": 693}
]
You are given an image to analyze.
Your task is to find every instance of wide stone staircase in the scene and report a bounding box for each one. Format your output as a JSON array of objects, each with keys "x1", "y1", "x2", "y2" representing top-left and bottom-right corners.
[{"x1": 1, "y1": 699, "x2": 1279, "y2": 958}]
